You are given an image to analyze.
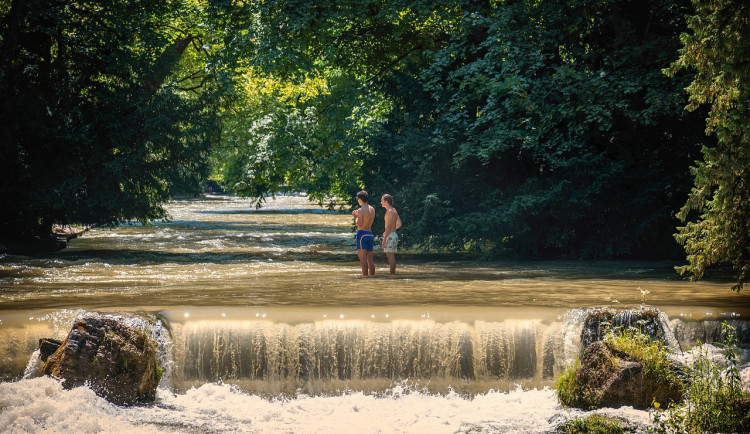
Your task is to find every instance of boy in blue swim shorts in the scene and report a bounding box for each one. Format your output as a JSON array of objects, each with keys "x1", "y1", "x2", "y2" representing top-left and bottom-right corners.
[
  {"x1": 352, "y1": 190, "x2": 376, "y2": 276},
  {"x1": 356, "y1": 229, "x2": 374, "y2": 251}
]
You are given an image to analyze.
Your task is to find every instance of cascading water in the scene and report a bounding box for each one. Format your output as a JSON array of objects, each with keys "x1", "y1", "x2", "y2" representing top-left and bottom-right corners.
[{"x1": 167, "y1": 316, "x2": 570, "y2": 395}]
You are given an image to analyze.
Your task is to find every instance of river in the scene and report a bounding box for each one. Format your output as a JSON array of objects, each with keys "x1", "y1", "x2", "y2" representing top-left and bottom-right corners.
[{"x1": 1, "y1": 194, "x2": 749, "y2": 433}]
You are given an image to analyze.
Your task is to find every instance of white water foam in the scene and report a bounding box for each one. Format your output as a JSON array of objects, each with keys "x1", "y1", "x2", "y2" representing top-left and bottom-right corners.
[
  {"x1": 0, "y1": 377, "x2": 149, "y2": 433},
  {"x1": 22, "y1": 350, "x2": 42, "y2": 379},
  {"x1": 0, "y1": 377, "x2": 656, "y2": 434}
]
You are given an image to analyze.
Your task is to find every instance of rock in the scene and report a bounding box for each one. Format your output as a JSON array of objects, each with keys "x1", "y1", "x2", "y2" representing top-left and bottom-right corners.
[
  {"x1": 581, "y1": 307, "x2": 668, "y2": 350},
  {"x1": 39, "y1": 338, "x2": 62, "y2": 362},
  {"x1": 576, "y1": 341, "x2": 645, "y2": 408},
  {"x1": 42, "y1": 317, "x2": 162, "y2": 405},
  {"x1": 573, "y1": 341, "x2": 681, "y2": 409},
  {"x1": 731, "y1": 397, "x2": 750, "y2": 431}
]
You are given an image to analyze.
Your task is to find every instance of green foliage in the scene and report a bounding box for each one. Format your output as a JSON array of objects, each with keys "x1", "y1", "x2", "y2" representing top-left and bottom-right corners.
[
  {"x1": 212, "y1": 0, "x2": 715, "y2": 260},
  {"x1": 3, "y1": 0, "x2": 743, "y2": 272},
  {"x1": 212, "y1": 0, "x2": 456, "y2": 209},
  {"x1": 669, "y1": 0, "x2": 750, "y2": 291},
  {"x1": 555, "y1": 359, "x2": 586, "y2": 408},
  {"x1": 555, "y1": 414, "x2": 630, "y2": 434},
  {"x1": 0, "y1": 0, "x2": 222, "y2": 241},
  {"x1": 652, "y1": 322, "x2": 750, "y2": 433},
  {"x1": 363, "y1": 0, "x2": 705, "y2": 258},
  {"x1": 212, "y1": 68, "x2": 378, "y2": 208}
]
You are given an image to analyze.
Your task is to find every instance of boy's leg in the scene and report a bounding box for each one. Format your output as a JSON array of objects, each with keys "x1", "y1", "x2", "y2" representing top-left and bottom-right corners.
[
  {"x1": 357, "y1": 249, "x2": 368, "y2": 275},
  {"x1": 386, "y1": 252, "x2": 396, "y2": 274},
  {"x1": 366, "y1": 251, "x2": 375, "y2": 275}
]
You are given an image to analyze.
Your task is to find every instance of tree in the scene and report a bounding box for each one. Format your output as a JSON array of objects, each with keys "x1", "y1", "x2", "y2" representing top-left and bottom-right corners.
[
  {"x1": 364, "y1": 0, "x2": 705, "y2": 258},
  {"x1": 0, "y1": 0, "x2": 221, "y2": 246},
  {"x1": 212, "y1": 68, "x2": 380, "y2": 208},
  {"x1": 212, "y1": 0, "x2": 455, "y2": 208},
  {"x1": 215, "y1": 0, "x2": 710, "y2": 261},
  {"x1": 669, "y1": 0, "x2": 750, "y2": 291}
]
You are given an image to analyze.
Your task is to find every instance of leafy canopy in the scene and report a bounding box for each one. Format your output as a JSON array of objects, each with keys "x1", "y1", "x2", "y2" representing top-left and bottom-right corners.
[{"x1": 669, "y1": 0, "x2": 750, "y2": 291}]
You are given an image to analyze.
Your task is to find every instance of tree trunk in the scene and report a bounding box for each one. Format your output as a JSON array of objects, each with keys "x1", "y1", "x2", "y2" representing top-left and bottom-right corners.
[
  {"x1": 37, "y1": 215, "x2": 54, "y2": 240},
  {"x1": 143, "y1": 35, "x2": 195, "y2": 93}
]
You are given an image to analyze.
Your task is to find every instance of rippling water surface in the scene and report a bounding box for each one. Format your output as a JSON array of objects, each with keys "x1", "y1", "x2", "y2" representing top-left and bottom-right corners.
[
  {"x1": 1, "y1": 194, "x2": 749, "y2": 433},
  {"x1": 1, "y1": 194, "x2": 747, "y2": 315}
]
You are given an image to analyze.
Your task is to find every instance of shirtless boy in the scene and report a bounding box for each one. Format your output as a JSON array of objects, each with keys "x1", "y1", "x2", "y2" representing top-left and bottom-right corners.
[
  {"x1": 352, "y1": 190, "x2": 375, "y2": 276},
  {"x1": 380, "y1": 193, "x2": 402, "y2": 275}
]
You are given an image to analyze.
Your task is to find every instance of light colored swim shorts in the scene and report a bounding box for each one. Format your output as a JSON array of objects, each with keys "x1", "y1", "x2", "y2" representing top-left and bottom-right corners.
[{"x1": 384, "y1": 232, "x2": 398, "y2": 253}]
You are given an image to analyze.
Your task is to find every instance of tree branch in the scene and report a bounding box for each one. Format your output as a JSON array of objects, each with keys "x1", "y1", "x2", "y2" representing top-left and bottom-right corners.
[{"x1": 143, "y1": 35, "x2": 194, "y2": 93}]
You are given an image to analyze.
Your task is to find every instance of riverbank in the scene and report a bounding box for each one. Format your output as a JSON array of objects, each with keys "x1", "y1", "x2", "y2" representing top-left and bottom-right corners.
[{"x1": 0, "y1": 224, "x2": 91, "y2": 255}]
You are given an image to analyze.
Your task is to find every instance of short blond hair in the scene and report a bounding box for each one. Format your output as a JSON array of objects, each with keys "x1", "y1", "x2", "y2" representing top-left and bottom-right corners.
[{"x1": 381, "y1": 194, "x2": 393, "y2": 206}]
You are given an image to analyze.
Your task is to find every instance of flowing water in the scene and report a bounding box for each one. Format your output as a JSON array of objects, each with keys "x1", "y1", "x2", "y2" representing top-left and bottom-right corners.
[{"x1": 1, "y1": 194, "x2": 749, "y2": 433}]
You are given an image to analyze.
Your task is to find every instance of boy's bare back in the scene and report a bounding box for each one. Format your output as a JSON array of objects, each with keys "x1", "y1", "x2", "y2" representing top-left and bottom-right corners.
[{"x1": 354, "y1": 204, "x2": 375, "y2": 230}]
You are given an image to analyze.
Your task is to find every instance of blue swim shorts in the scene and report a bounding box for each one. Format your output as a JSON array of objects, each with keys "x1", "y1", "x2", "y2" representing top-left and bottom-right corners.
[{"x1": 356, "y1": 230, "x2": 374, "y2": 251}]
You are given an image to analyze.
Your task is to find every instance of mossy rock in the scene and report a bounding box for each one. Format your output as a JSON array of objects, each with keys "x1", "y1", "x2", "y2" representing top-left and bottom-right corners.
[
  {"x1": 557, "y1": 339, "x2": 683, "y2": 409},
  {"x1": 581, "y1": 307, "x2": 667, "y2": 351},
  {"x1": 555, "y1": 414, "x2": 636, "y2": 433},
  {"x1": 43, "y1": 317, "x2": 162, "y2": 405}
]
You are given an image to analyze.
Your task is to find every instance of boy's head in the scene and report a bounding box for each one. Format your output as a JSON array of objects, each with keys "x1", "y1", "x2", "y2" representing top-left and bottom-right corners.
[
  {"x1": 356, "y1": 190, "x2": 369, "y2": 203},
  {"x1": 381, "y1": 194, "x2": 393, "y2": 206}
]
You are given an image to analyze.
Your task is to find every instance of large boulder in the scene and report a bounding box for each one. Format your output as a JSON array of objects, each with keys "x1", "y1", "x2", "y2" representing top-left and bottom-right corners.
[
  {"x1": 42, "y1": 317, "x2": 162, "y2": 405},
  {"x1": 573, "y1": 340, "x2": 682, "y2": 409}
]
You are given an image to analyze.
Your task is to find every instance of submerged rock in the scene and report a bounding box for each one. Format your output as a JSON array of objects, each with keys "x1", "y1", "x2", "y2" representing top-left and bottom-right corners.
[
  {"x1": 580, "y1": 307, "x2": 668, "y2": 350},
  {"x1": 42, "y1": 317, "x2": 162, "y2": 405}
]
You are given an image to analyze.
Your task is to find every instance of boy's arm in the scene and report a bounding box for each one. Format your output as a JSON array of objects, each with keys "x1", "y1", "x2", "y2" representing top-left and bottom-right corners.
[{"x1": 381, "y1": 211, "x2": 391, "y2": 246}]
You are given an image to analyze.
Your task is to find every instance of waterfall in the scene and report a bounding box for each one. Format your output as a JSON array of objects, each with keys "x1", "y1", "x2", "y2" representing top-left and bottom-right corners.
[
  {"x1": 166, "y1": 316, "x2": 578, "y2": 394},
  {"x1": 3, "y1": 308, "x2": 748, "y2": 395}
]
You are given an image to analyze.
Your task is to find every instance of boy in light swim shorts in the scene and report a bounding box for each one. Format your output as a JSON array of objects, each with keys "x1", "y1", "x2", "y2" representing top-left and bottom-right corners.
[{"x1": 380, "y1": 194, "x2": 402, "y2": 275}]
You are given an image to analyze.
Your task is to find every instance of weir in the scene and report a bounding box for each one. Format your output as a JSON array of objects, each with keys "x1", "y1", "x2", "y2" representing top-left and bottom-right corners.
[
  {"x1": 159, "y1": 311, "x2": 750, "y2": 394},
  {"x1": 168, "y1": 317, "x2": 567, "y2": 394},
  {"x1": 3, "y1": 308, "x2": 748, "y2": 396}
]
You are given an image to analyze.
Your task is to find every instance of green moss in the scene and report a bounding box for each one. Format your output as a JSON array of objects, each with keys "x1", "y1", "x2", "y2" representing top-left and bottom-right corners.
[
  {"x1": 555, "y1": 359, "x2": 588, "y2": 408},
  {"x1": 152, "y1": 357, "x2": 163, "y2": 383},
  {"x1": 117, "y1": 354, "x2": 133, "y2": 373},
  {"x1": 556, "y1": 327, "x2": 682, "y2": 409},
  {"x1": 555, "y1": 414, "x2": 629, "y2": 433},
  {"x1": 604, "y1": 329, "x2": 683, "y2": 407}
]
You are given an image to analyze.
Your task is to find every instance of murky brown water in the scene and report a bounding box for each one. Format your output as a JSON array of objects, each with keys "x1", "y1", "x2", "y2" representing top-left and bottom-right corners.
[{"x1": 1, "y1": 194, "x2": 747, "y2": 319}]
